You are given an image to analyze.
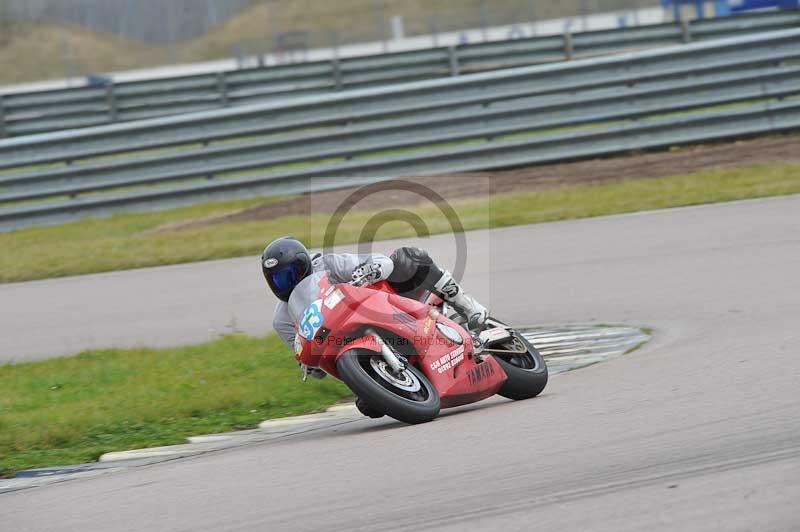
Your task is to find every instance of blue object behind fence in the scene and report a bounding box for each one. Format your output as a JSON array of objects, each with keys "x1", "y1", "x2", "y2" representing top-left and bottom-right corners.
[
  {"x1": 728, "y1": 0, "x2": 799, "y2": 11},
  {"x1": 661, "y1": 0, "x2": 799, "y2": 19}
]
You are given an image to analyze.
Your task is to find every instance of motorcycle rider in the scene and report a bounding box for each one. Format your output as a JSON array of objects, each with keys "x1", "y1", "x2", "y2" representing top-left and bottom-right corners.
[
  {"x1": 262, "y1": 236, "x2": 489, "y2": 418},
  {"x1": 261, "y1": 235, "x2": 489, "y2": 358}
]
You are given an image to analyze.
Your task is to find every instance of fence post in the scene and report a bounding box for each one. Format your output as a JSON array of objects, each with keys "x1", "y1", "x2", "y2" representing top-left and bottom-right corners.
[
  {"x1": 479, "y1": 0, "x2": 489, "y2": 42},
  {"x1": 232, "y1": 44, "x2": 244, "y2": 69},
  {"x1": 563, "y1": 31, "x2": 574, "y2": 60},
  {"x1": 105, "y1": 83, "x2": 118, "y2": 123},
  {"x1": 681, "y1": 19, "x2": 692, "y2": 43},
  {"x1": 0, "y1": 96, "x2": 7, "y2": 139},
  {"x1": 374, "y1": 0, "x2": 388, "y2": 53},
  {"x1": 216, "y1": 73, "x2": 229, "y2": 107},
  {"x1": 448, "y1": 46, "x2": 460, "y2": 76},
  {"x1": 528, "y1": 0, "x2": 538, "y2": 36},
  {"x1": 332, "y1": 57, "x2": 343, "y2": 90}
]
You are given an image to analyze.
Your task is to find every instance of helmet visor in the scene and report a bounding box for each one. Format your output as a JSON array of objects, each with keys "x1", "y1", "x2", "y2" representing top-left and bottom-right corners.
[
  {"x1": 271, "y1": 267, "x2": 296, "y2": 291},
  {"x1": 268, "y1": 260, "x2": 306, "y2": 299}
]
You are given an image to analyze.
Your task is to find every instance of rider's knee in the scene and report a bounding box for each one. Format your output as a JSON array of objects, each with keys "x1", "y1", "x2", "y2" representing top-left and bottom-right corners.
[
  {"x1": 391, "y1": 246, "x2": 432, "y2": 265},
  {"x1": 389, "y1": 247, "x2": 431, "y2": 281},
  {"x1": 388, "y1": 247, "x2": 443, "y2": 292}
]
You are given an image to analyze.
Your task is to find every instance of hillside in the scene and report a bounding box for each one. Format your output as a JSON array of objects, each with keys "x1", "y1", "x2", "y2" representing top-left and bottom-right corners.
[
  {"x1": 0, "y1": 22, "x2": 162, "y2": 84},
  {"x1": 0, "y1": 0, "x2": 656, "y2": 85}
]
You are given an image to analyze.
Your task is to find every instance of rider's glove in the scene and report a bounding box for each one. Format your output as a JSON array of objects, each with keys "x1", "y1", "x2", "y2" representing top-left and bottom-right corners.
[{"x1": 351, "y1": 262, "x2": 383, "y2": 287}]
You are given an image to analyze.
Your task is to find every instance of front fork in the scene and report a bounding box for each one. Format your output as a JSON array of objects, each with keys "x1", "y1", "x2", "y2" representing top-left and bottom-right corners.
[{"x1": 366, "y1": 328, "x2": 408, "y2": 374}]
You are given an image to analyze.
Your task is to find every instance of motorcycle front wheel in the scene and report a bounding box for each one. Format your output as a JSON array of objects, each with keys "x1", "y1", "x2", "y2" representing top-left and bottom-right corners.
[{"x1": 337, "y1": 348, "x2": 440, "y2": 424}]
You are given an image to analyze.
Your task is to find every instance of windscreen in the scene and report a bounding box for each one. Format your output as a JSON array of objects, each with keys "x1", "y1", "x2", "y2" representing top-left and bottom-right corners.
[{"x1": 287, "y1": 271, "x2": 328, "y2": 324}]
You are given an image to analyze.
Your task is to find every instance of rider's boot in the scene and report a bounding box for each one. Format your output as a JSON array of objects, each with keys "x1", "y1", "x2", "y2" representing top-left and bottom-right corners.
[{"x1": 432, "y1": 271, "x2": 489, "y2": 331}]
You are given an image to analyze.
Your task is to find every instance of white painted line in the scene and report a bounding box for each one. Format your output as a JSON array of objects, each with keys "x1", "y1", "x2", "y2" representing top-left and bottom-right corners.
[
  {"x1": 326, "y1": 403, "x2": 357, "y2": 413},
  {"x1": 99, "y1": 447, "x2": 206, "y2": 462},
  {"x1": 258, "y1": 413, "x2": 333, "y2": 429},
  {"x1": 187, "y1": 435, "x2": 235, "y2": 444}
]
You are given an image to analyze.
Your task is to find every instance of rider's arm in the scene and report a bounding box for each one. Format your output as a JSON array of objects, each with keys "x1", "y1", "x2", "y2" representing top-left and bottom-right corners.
[
  {"x1": 322, "y1": 253, "x2": 394, "y2": 285},
  {"x1": 272, "y1": 301, "x2": 297, "y2": 348}
]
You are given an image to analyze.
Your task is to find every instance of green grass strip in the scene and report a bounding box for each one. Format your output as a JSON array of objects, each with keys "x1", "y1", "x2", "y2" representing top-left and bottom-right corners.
[
  {"x1": 1, "y1": 163, "x2": 799, "y2": 283},
  {"x1": 0, "y1": 334, "x2": 349, "y2": 477}
]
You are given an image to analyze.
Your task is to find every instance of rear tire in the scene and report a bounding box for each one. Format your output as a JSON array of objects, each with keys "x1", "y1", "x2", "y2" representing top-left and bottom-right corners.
[
  {"x1": 337, "y1": 349, "x2": 440, "y2": 424},
  {"x1": 489, "y1": 321, "x2": 548, "y2": 400}
]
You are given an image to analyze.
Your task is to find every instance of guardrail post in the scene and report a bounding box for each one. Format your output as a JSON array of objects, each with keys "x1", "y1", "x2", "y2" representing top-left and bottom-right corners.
[
  {"x1": 332, "y1": 57, "x2": 343, "y2": 90},
  {"x1": 105, "y1": 83, "x2": 118, "y2": 123},
  {"x1": 0, "y1": 96, "x2": 7, "y2": 139},
  {"x1": 563, "y1": 31, "x2": 574, "y2": 60},
  {"x1": 216, "y1": 73, "x2": 229, "y2": 108},
  {"x1": 448, "y1": 46, "x2": 460, "y2": 76},
  {"x1": 680, "y1": 19, "x2": 692, "y2": 44}
]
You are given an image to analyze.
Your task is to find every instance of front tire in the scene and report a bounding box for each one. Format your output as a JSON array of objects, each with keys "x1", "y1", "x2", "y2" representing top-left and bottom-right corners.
[{"x1": 337, "y1": 349, "x2": 440, "y2": 424}]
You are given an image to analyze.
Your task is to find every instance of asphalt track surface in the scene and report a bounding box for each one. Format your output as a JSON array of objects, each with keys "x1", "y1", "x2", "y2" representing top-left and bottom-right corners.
[{"x1": 2, "y1": 196, "x2": 800, "y2": 531}]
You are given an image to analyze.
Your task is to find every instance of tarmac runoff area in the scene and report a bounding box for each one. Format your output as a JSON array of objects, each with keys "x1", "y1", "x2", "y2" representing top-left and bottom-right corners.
[{"x1": 0, "y1": 325, "x2": 648, "y2": 494}]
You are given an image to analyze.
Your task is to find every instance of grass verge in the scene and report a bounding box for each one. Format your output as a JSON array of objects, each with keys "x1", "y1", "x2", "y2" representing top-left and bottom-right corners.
[
  {"x1": 1, "y1": 162, "x2": 799, "y2": 283},
  {"x1": 0, "y1": 334, "x2": 350, "y2": 478}
]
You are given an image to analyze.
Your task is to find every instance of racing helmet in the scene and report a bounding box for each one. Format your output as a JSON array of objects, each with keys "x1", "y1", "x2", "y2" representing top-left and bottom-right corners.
[{"x1": 261, "y1": 236, "x2": 313, "y2": 302}]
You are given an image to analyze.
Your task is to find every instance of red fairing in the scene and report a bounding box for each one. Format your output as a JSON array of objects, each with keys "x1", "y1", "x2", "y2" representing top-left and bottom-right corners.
[
  {"x1": 412, "y1": 313, "x2": 506, "y2": 408},
  {"x1": 294, "y1": 273, "x2": 507, "y2": 408}
]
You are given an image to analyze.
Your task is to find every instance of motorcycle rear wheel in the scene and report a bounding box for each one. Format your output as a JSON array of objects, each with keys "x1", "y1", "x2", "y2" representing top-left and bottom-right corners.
[
  {"x1": 487, "y1": 320, "x2": 548, "y2": 400},
  {"x1": 337, "y1": 349, "x2": 440, "y2": 424}
]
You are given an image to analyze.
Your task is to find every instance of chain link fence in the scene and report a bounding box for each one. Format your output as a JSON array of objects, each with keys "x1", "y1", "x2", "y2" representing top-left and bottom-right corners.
[{"x1": 0, "y1": 0, "x2": 663, "y2": 85}]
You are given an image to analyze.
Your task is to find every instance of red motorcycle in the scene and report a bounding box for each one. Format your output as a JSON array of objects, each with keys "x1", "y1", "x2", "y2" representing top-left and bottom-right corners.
[{"x1": 290, "y1": 271, "x2": 548, "y2": 424}]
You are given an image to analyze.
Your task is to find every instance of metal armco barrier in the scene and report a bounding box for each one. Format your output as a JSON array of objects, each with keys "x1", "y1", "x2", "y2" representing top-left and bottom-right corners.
[
  {"x1": 0, "y1": 28, "x2": 799, "y2": 231},
  {"x1": 0, "y1": 9, "x2": 798, "y2": 138}
]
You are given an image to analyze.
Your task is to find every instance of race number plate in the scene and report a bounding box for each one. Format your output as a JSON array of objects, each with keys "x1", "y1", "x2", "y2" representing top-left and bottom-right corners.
[{"x1": 299, "y1": 300, "x2": 325, "y2": 340}]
